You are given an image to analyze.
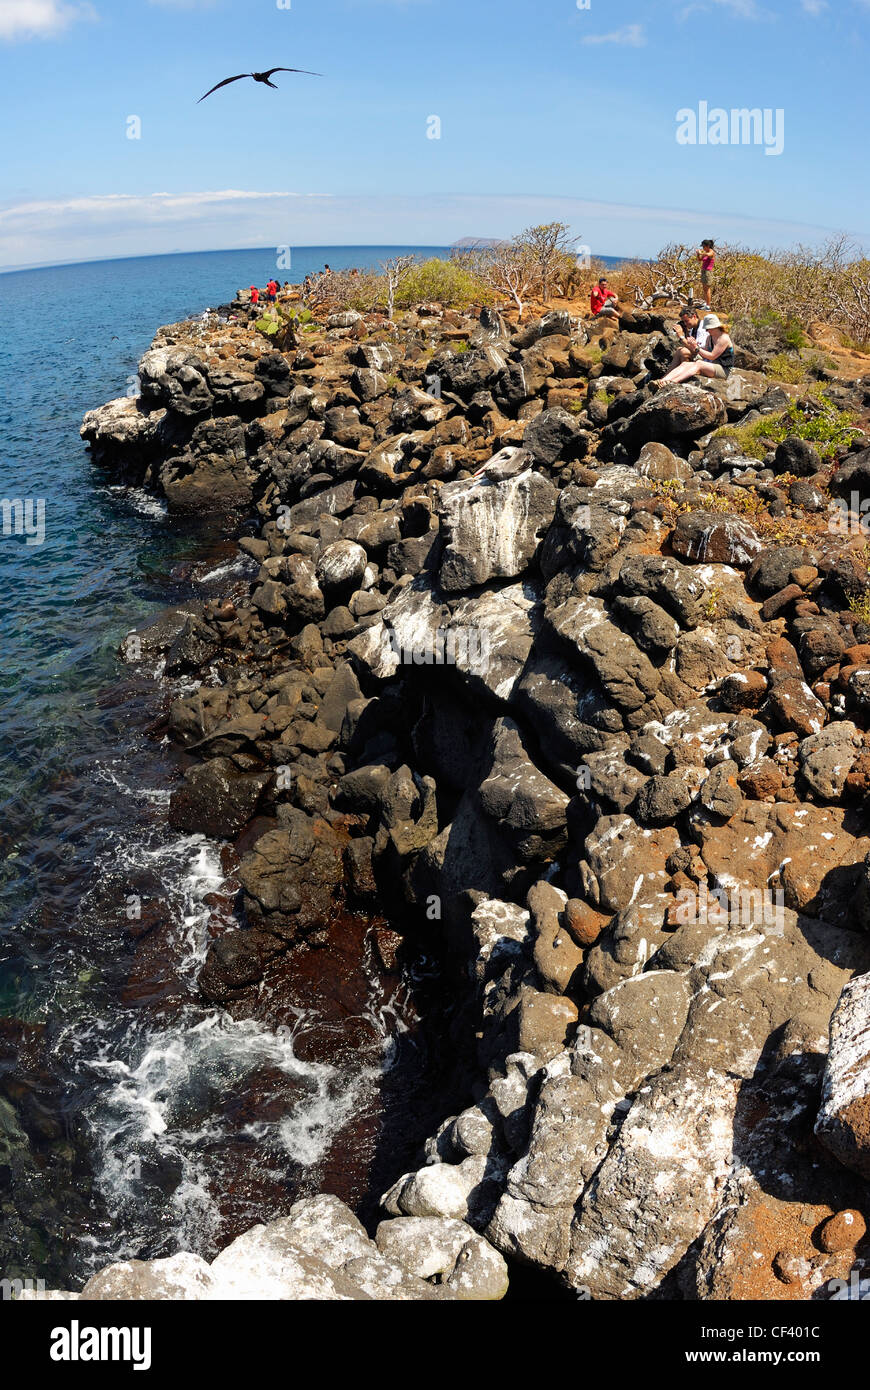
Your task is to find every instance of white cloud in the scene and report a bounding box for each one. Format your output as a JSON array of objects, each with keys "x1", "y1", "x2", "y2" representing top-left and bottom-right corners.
[
  {"x1": 581, "y1": 23, "x2": 645, "y2": 46},
  {"x1": 0, "y1": 0, "x2": 96, "y2": 39},
  {"x1": 0, "y1": 190, "x2": 323, "y2": 223}
]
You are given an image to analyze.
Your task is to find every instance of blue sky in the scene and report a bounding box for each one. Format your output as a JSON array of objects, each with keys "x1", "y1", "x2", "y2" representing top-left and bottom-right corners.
[{"x1": 0, "y1": 0, "x2": 868, "y2": 268}]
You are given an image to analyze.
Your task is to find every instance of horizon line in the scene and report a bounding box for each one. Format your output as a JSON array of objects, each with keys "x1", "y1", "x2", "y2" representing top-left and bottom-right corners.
[{"x1": 0, "y1": 243, "x2": 631, "y2": 277}]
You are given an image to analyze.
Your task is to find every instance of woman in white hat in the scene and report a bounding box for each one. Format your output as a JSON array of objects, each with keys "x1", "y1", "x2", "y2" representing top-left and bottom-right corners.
[{"x1": 652, "y1": 314, "x2": 734, "y2": 388}]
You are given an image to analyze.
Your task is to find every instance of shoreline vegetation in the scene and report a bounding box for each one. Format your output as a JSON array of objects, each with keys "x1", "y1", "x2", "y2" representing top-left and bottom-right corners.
[
  {"x1": 257, "y1": 227, "x2": 870, "y2": 357},
  {"x1": 28, "y1": 225, "x2": 870, "y2": 1299}
]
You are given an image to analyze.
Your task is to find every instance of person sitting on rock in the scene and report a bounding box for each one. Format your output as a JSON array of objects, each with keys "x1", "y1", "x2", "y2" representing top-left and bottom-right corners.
[
  {"x1": 667, "y1": 307, "x2": 710, "y2": 370},
  {"x1": 652, "y1": 314, "x2": 734, "y2": 387},
  {"x1": 590, "y1": 276, "x2": 619, "y2": 319},
  {"x1": 250, "y1": 284, "x2": 260, "y2": 306}
]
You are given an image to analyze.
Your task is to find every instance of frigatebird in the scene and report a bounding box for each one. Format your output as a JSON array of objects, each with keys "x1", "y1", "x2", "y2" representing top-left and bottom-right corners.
[{"x1": 197, "y1": 67, "x2": 321, "y2": 102}]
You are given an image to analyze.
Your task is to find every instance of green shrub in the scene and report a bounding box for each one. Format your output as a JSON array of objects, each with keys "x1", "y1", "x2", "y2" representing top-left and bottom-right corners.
[
  {"x1": 767, "y1": 352, "x2": 806, "y2": 384},
  {"x1": 719, "y1": 393, "x2": 862, "y2": 461},
  {"x1": 395, "y1": 258, "x2": 492, "y2": 310},
  {"x1": 848, "y1": 591, "x2": 870, "y2": 623}
]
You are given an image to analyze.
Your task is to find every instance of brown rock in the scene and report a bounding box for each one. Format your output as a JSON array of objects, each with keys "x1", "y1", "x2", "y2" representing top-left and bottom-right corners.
[
  {"x1": 516, "y1": 990, "x2": 579, "y2": 1061},
  {"x1": 818, "y1": 1210, "x2": 866, "y2": 1253},
  {"x1": 564, "y1": 898, "x2": 608, "y2": 949},
  {"x1": 790, "y1": 566, "x2": 819, "y2": 589},
  {"x1": 837, "y1": 663, "x2": 864, "y2": 691},
  {"x1": 845, "y1": 751, "x2": 870, "y2": 796},
  {"x1": 372, "y1": 925, "x2": 403, "y2": 973},
  {"x1": 738, "y1": 759, "x2": 784, "y2": 800},
  {"x1": 766, "y1": 678, "x2": 827, "y2": 736},
  {"x1": 767, "y1": 637, "x2": 803, "y2": 681},
  {"x1": 761, "y1": 584, "x2": 803, "y2": 622}
]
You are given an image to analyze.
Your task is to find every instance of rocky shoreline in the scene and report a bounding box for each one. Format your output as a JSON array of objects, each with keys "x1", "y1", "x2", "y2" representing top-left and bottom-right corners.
[{"x1": 37, "y1": 287, "x2": 870, "y2": 1299}]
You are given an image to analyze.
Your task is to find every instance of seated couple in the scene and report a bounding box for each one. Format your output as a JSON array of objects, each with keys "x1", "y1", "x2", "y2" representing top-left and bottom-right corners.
[{"x1": 652, "y1": 307, "x2": 734, "y2": 387}]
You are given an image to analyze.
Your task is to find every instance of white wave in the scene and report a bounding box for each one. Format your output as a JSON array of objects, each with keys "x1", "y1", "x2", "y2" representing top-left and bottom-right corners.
[
  {"x1": 79, "y1": 1009, "x2": 387, "y2": 1264},
  {"x1": 196, "y1": 555, "x2": 256, "y2": 586},
  {"x1": 105, "y1": 485, "x2": 168, "y2": 520}
]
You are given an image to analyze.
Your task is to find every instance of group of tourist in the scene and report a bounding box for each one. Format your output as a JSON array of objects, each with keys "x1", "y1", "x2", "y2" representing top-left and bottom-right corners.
[
  {"x1": 246, "y1": 278, "x2": 292, "y2": 307},
  {"x1": 587, "y1": 238, "x2": 734, "y2": 386}
]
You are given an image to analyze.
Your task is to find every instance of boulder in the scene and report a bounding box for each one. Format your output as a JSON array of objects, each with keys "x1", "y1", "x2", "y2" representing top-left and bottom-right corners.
[
  {"x1": 612, "y1": 384, "x2": 726, "y2": 451},
  {"x1": 522, "y1": 408, "x2": 589, "y2": 466},
  {"x1": 169, "y1": 758, "x2": 270, "y2": 838},
  {"x1": 565, "y1": 1065, "x2": 738, "y2": 1299},
  {"x1": 237, "y1": 811, "x2": 346, "y2": 941},
  {"x1": 670, "y1": 512, "x2": 762, "y2": 568},
  {"x1": 438, "y1": 469, "x2": 557, "y2": 591},
  {"x1": 816, "y1": 973, "x2": 870, "y2": 1181},
  {"x1": 374, "y1": 1218, "x2": 508, "y2": 1300},
  {"x1": 635, "y1": 441, "x2": 694, "y2": 482}
]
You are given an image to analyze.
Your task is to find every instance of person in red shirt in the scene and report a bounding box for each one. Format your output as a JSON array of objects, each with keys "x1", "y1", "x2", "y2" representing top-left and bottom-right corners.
[
  {"x1": 250, "y1": 285, "x2": 260, "y2": 306},
  {"x1": 266, "y1": 279, "x2": 278, "y2": 302},
  {"x1": 590, "y1": 277, "x2": 619, "y2": 318}
]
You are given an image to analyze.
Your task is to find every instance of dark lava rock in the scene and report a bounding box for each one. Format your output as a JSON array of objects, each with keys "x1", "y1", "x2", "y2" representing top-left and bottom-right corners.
[
  {"x1": 169, "y1": 757, "x2": 271, "y2": 839},
  {"x1": 670, "y1": 512, "x2": 762, "y2": 568}
]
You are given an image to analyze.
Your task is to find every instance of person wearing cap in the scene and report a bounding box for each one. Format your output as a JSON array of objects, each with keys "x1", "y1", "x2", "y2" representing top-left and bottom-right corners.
[
  {"x1": 590, "y1": 276, "x2": 620, "y2": 319},
  {"x1": 653, "y1": 314, "x2": 734, "y2": 387}
]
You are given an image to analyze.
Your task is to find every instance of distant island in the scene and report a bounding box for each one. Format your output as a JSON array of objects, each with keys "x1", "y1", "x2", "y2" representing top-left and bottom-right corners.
[{"x1": 451, "y1": 236, "x2": 506, "y2": 249}]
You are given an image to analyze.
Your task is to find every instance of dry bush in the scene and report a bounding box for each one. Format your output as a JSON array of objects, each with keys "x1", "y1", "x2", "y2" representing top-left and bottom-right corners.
[{"x1": 625, "y1": 236, "x2": 870, "y2": 350}]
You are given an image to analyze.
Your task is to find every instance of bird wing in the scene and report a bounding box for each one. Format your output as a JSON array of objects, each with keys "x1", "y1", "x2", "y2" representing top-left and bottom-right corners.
[
  {"x1": 197, "y1": 74, "x2": 252, "y2": 103},
  {"x1": 262, "y1": 67, "x2": 323, "y2": 78}
]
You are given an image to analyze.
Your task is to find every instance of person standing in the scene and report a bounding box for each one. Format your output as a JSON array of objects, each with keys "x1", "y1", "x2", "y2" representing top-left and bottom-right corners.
[
  {"x1": 697, "y1": 240, "x2": 716, "y2": 307},
  {"x1": 250, "y1": 284, "x2": 260, "y2": 306}
]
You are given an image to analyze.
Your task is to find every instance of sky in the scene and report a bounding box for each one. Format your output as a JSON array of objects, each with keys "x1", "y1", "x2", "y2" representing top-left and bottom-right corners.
[{"x1": 0, "y1": 0, "x2": 868, "y2": 269}]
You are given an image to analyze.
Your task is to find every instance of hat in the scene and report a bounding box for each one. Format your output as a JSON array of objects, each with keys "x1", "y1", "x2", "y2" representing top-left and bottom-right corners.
[{"x1": 701, "y1": 314, "x2": 723, "y2": 330}]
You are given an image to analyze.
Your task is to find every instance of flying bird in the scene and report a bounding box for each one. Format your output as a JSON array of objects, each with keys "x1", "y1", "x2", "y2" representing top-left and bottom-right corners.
[{"x1": 197, "y1": 67, "x2": 321, "y2": 102}]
